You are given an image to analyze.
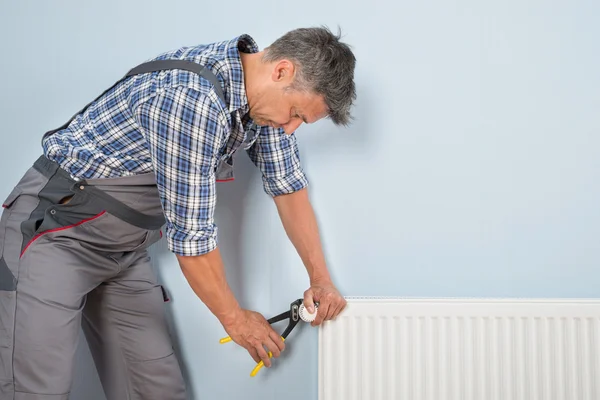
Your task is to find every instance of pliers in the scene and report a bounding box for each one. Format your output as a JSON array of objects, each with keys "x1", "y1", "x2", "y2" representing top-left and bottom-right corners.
[{"x1": 219, "y1": 298, "x2": 311, "y2": 377}]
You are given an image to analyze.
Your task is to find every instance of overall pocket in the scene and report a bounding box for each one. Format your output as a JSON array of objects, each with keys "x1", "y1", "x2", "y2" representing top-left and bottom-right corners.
[
  {"x1": 20, "y1": 190, "x2": 106, "y2": 258},
  {"x1": 0, "y1": 186, "x2": 22, "y2": 291},
  {"x1": 1, "y1": 186, "x2": 22, "y2": 210},
  {"x1": 0, "y1": 187, "x2": 20, "y2": 382}
]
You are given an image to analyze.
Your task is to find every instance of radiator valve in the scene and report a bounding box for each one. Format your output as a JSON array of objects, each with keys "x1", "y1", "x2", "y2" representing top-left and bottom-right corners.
[{"x1": 299, "y1": 302, "x2": 319, "y2": 322}]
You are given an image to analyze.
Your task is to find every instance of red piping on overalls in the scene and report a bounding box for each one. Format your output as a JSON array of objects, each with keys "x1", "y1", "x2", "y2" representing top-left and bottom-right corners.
[{"x1": 20, "y1": 211, "x2": 107, "y2": 257}]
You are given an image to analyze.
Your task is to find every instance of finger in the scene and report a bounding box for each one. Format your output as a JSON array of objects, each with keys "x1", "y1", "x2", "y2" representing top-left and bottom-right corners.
[
  {"x1": 269, "y1": 330, "x2": 285, "y2": 352},
  {"x1": 326, "y1": 299, "x2": 341, "y2": 320},
  {"x1": 325, "y1": 295, "x2": 346, "y2": 320},
  {"x1": 312, "y1": 298, "x2": 331, "y2": 326},
  {"x1": 255, "y1": 344, "x2": 272, "y2": 368},
  {"x1": 248, "y1": 347, "x2": 261, "y2": 364},
  {"x1": 332, "y1": 299, "x2": 347, "y2": 319},
  {"x1": 303, "y1": 288, "x2": 316, "y2": 313},
  {"x1": 264, "y1": 337, "x2": 282, "y2": 358}
]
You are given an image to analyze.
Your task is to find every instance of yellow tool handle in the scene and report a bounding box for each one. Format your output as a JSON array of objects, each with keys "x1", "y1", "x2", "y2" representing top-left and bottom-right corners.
[
  {"x1": 250, "y1": 337, "x2": 285, "y2": 377},
  {"x1": 219, "y1": 335, "x2": 285, "y2": 377}
]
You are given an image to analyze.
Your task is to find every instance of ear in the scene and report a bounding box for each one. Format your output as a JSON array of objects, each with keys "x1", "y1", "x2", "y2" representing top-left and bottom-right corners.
[{"x1": 270, "y1": 59, "x2": 296, "y2": 84}]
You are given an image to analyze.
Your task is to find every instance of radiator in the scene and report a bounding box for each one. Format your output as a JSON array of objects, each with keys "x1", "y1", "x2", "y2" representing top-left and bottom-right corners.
[{"x1": 318, "y1": 297, "x2": 600, "y2": 400}]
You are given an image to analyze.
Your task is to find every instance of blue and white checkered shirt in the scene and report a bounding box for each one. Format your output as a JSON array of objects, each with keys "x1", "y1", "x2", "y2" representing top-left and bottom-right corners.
[{"x1": 42, "y1": 35, "x2": 309, "y2": 256}]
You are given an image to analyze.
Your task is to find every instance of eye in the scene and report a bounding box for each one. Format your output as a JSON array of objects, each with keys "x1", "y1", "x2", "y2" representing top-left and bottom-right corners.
[{"x1": 291, "y1": 109, "x2": 307, "y2": 123}]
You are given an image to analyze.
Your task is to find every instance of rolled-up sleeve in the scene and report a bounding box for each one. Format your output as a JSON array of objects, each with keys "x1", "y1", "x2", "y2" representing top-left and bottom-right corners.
[
  {"x1": 246, "y1": 127, "x2": 309, "y2": 197},
  {"x1": 134, "y1": 87, "x2": 227, "y2": 256}
]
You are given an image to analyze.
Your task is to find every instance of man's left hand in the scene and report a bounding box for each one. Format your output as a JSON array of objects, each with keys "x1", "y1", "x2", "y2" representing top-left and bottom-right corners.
[{"x1": 303, "y1": 281, "x2": 347, "y2": 326}]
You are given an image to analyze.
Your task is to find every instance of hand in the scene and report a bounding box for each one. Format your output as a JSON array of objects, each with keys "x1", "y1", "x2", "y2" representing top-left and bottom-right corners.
[
  {"x1": 303, "y1": 281, "x2": 347, "y2": 326},
  {"x1": 222, "y1": 309, "x2": 285, "y2": 367}
]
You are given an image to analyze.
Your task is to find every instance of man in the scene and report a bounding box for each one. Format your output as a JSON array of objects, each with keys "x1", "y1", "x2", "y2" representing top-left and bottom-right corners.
[{"x1": 0, "y1": 26, "x2": 356, "y2": 399}]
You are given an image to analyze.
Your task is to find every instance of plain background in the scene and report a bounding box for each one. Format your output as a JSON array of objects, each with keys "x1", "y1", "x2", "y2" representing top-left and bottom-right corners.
[{"x1": 1, "y1": 0, "x2": 598, "y2": 399}]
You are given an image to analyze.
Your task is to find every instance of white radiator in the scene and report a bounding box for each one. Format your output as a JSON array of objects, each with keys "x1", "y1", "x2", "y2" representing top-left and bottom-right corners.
[{"x1": 318, "y1": 297, "x2": 600, "y2": 400}]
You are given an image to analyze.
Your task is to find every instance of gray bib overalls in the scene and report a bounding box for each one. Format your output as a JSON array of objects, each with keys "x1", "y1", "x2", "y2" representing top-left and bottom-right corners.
[{"x1": 0, "y1": 60, "x2": 229, "y2": 399}]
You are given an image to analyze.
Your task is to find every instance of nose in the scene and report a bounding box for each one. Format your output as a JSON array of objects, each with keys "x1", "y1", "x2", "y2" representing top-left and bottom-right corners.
[{"x1": 282, "y1": 118, "x2": 303, "y2": 134}]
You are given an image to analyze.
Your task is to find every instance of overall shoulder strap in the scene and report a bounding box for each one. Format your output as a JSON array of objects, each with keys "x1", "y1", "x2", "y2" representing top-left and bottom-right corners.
[
  {"x1": 125, "y1": 60, "x2": 225, "y2": 101},
  {"x1": 42, "y1": 59, "x2": 226, "y2": 140}
]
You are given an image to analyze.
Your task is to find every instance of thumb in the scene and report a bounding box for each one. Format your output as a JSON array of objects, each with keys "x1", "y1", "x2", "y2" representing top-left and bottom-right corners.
[{"x1": 303, "y1": 289, "x2": 315, "y2": 313}]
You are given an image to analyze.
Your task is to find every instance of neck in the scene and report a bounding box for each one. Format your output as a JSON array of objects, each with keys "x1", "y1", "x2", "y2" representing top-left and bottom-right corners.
[{"x1": 240, "y1": 51, "x2": 265, "y2": 108}]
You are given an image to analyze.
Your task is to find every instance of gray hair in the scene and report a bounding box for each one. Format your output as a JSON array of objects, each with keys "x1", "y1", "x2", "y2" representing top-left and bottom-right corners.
[{"x1": 263, "y1": 26, "x2": 357, "y2": 126}]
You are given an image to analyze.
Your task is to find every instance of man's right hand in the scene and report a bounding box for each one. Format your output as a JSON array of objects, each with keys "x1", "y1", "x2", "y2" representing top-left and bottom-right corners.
[
  {"x1": 223, "y1": 309, "x2": 285, "y2": 367},
  {"x1": 176, "y1": 250, "x2": 284, "y2": 367}
]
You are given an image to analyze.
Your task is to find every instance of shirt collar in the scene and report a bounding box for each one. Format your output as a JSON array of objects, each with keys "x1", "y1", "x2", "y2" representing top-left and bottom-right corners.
[{"x1": 222, "y1": 34, "x2": 259, "y2": 114}]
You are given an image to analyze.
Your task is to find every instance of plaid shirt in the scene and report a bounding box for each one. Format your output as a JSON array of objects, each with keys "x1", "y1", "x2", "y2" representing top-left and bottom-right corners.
[{"x1": 42, "y1": 35, "x2": 309, "y2": 256}]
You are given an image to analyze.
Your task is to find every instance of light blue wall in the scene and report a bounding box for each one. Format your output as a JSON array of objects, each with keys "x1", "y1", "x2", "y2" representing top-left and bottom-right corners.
[{"x1": 1, "y1": 1, "x2": 599, "y2": 399}]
